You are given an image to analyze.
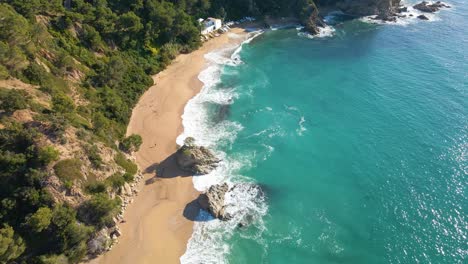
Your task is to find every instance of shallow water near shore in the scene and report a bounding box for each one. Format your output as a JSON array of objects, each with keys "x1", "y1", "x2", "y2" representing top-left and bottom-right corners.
[{"x1": 180, "y1": 1, "x2": 467, "y2": 263}]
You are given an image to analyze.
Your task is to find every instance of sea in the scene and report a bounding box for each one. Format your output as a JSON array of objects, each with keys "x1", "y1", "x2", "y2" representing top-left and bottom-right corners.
[{"x1": 178, "y1": 1, "x2": 467, "y2": 263}]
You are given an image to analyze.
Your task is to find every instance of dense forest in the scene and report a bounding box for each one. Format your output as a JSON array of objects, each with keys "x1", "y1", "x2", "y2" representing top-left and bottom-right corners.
[{"x1": 0, "y1": 0, "x2": 337, "y2": 263}]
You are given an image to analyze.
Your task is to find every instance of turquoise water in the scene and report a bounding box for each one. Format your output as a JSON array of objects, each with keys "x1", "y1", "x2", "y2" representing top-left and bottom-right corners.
[{"x1": 181, "y1": 1, "x2": 467, "y2": 263}]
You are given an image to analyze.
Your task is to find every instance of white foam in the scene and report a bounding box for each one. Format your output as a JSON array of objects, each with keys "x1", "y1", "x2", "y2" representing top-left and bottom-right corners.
[
  {"x1": 179, "y1": 31, "x2": 269, "y2": 264},
  {"x1": 297, "y1": 116, "x2": 307, "y2": 136},
  {"x1": 298, "y1": 24, "x2": 336, "y2": 39},
  {"x1": 181, "y1": 182, "x2": 268, "y2": 264},
  {"x1": 360, "y1": 1, "x2": 451, "y2": 26},
  {"x1": 323, "y1": 10, "x2": 346, "y2": 24}
]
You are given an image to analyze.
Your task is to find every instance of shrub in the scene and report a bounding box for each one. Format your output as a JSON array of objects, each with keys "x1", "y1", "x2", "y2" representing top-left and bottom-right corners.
[
  {"x1": 115, "y1": 153, "x2": 138, "y2": 175},
  {"x1": 122, "y1": 172, "x2": 134, "y2": 182},
  {"x1": 0, "y1": 88, "x2": 30, "y2": 113},
  {"x1": 53, "y1": 159, "x2": 82, "y2": 181},
  {"x1": 78, "y1": 194, "x2": 120, "y2": 227},
  {"x1": 24, "y1": 207, "x2": 52, "y2": 233},
  {"x1": 22, "y1": 63, "x2": 49, "y2": 85},
  {"x1": 85, "y1": 145, "x2": 102, "y2": 168},
  {"x1": 0, "y1": 224, "x2": 25, "y2": 262},
  {"x1": 105, "y1": 173, "x2": 125, "y2": 189},
  {"x1": 0, "y1": 65, "x2": 8, "y2": 80},
  {"x1": 85, "y1": 182, "x2": 107, "y2": 194},
  {"x1": 37, "y1": 254, "x2": 69, "y2": 264},
  {"x1": 36, "y1": 146, "x2": 60, "y2": 166},
  {"x1": 52, "y1": 93, "x2": 75, "y2": 113},
  {"x1": 120, "y1": 134, "x2": 142, "y2": 153}
]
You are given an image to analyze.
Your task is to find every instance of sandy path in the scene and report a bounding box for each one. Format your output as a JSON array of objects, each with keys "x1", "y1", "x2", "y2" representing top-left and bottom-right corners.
[{"x1": 89, "y1": 27, "x2": 251, "y2": 264}]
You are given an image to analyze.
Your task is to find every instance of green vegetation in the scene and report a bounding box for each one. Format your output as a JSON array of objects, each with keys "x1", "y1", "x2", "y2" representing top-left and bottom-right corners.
[
  {"x1": 37, "y1": 146, "x2": 60, "y2": 166},
  {"x1": 78, "y1": 194, "x2": 120, "y2": 228},
  {"x1": 25, "y1": 207, "x2": 52, "y2": 233},
  {"x1": 85, "y1": 144, "x2": 103, "y2": 168},
  {"x1": 115, "y1": 153, "x2": 138, "y2": 176},
  {"x1": 53, "y1": 159, "x2": 83, "y2": 181},
  {"x1": 0, "y1": 88, "x2": 31, "y2": 113},
  {"x1": 0, "y1": 0, "x2": 327, "y2": 262},
  {"x1": 105, "y1": 173, "x2": 126, "y2": 189},
  {"x1": 120, "y1": 134, "x2": 143, "y2": 153},
  {"x1": 0, "y1": 224, "x2": 25, "y2": 262}
]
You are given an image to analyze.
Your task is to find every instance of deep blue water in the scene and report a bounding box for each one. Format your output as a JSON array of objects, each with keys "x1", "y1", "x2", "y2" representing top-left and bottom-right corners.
[{"x1": 181, "y1": 1, "x2": 467, "y2": 263}]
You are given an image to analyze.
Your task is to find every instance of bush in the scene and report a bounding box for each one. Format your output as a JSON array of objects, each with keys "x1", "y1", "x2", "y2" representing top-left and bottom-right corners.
[
  {"x1": 79, "y1": 194, "x2": 120, "y2": 227},
  {"x1": 85, "y1": 145, "x2": 102, "y2": 168},
  {"x1": 115, "y1": 153, "x2": 138, "y2": 176},
  {"x1": 120, "y1": 134, "x2": 142, "y2": 153},
  {"x1": 53, "y1": 159, "x2": 83, "y2": 181},
  {"x1": 122, "y1": 172, "x2": 134, "y2": 182},
  {"x1": 0, "y1": 65, "x2": 8, "y2": 80},
  {"x1": 36, "y1": 146, "x2": 60, "y2": 166},
  {"x1": 85, "y1": 182, "x2": 107, "y2": 194},
  {"x1": 24, "y1": 207, "x2": 52, "y2": 233},
  {"x1": 0, "y1": 224, "x2": 25, "y2": 262},
  {"x1": 52, "y1": 93, "x2": 75, "y2": 113},
  {"x1": 0, "y1": 88, "x2": 30, "y2": 113},
  {"x1": 105, "y1": 173, "x2": 126, "y2": 189},
  {"x1": 37, "y1": 254, "x2": 69, "y2": 264},
  {"x1": 22, "y1": 63, "x2": 49, "y2": 85}
]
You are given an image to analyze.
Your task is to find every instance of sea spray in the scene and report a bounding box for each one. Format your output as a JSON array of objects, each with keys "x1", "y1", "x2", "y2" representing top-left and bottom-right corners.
[{"x1": 179, "y1": 31, "x2": 269, "y2": 264}]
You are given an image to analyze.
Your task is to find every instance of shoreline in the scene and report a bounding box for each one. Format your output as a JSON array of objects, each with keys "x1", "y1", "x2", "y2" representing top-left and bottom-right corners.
[{"x1": 89, "y1": 26, "x2": 254, "y2": 264}]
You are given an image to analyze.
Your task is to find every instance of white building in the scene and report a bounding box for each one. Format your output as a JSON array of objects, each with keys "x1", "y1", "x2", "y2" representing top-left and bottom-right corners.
[{"x1": 200, "y1": 17, "x2": 222, "y2": 35}]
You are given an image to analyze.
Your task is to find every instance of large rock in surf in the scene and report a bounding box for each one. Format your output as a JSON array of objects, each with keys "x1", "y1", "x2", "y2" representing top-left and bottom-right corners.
[
  {"x1": 198, "y1": 183, "x2": 231, "y2": 220},
  {"x1": 176, "y1": 137, "x2": 220, "y2": 175},
  {"x1": 413, "y1": 1, "x2": 450, "y2": 13},
  {"x1": 299, "y1": 1, "x2": 326, "y2": 35}
]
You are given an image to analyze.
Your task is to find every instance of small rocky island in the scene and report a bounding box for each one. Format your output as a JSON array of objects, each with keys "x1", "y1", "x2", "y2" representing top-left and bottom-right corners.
[
  {"x1": 413, "y1": 1, "x2": 451, "y2": 13},
  {"x1": 198, "y1": 183, "x2": 231, "y2": 220},
  {"x1": 176, "y1": 137, "x2": 220, "y2": 175}
]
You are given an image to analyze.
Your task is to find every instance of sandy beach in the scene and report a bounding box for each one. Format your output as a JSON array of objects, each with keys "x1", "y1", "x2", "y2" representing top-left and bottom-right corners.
[{"x1": 89, "y1": 27, "x2": 252, "y2": 264}]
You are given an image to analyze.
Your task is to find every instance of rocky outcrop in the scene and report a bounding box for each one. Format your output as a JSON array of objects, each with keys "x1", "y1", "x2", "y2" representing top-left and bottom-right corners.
[
  {"x1": 417, "y1": 14, "x2": 429, "y2": 20},
  {"x1": 87, "y1": 228, "x2": 112, "y2": 256},
  {"x1": 198, "y1": 183, "x2": 231, "y2": 220},
  {"x1": 299, "y1": 0, "x2": 326, "y2": 35},
  {"x1": 413, "y1": 1, "x2": 450, "y2": 13},
  {"x1": 176, "y1": 137, "x2": 220, "y2": 175}
]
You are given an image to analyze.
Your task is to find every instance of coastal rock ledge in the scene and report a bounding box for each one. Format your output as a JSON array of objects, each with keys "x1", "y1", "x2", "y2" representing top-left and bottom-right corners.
[
  {"x1": 176, "y1": 137, "x2": 220, "y2": 175},
  {"x1": 413, "y1": 1, "x2": 450, "y2": 13},
  {"x1": 198, "y1": 183, "x2": 231, "y2": 220}
]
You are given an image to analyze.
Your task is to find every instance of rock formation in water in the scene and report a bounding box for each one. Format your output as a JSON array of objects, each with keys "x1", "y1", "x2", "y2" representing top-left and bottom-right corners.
[
  {"x1": 299, "y1": 0, "x2": 327, "y2": 35},
  {"x1": 176, "y1": 137, "x2": 221, "y2": 175},
  {"x1": 198, "y1": 183, "x2": 231, "y2": 220},
  {"x1": 413, "y1": 1, "x2": 450, "y2": 13},
  {"x1": 417, "y1": 14, "x2": 429, "y2": 20},
  {"x1": 301, "y1": 0, "x2": 404, "y2": 34}
]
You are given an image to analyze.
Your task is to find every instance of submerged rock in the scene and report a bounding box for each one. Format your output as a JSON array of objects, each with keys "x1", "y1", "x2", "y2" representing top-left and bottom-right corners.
[
  {"x1": 413, "y1": 1, "x2": 450, "y2": 13},
  {"x1": 397, "y1": 6, "x2": 408, "y2": 13},
  {"x1": 176, "y1": 137, "x2": 220, "y2": 175},
  {"x1": 198, "y1": 183, "x2": 231, "y2": 220},
  {"x1": 417, "y1": 14, "x2": 430, "y2": 20}
]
